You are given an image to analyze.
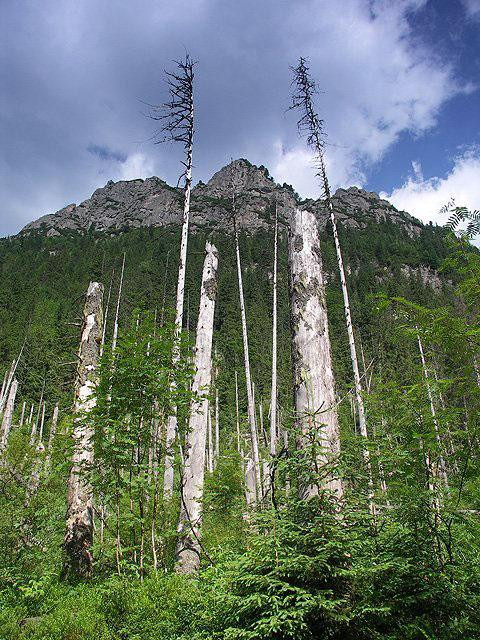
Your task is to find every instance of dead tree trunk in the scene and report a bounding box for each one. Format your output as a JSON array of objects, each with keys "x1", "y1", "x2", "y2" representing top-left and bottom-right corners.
[
  {"x1": 63, "y1": 281, "x2": 103, "y2": 580},
  {"x1": 0, "y1": 378, "x2": 18, "y2": 453},
  {"x1": 156, "y1": 55, "x2": 196, "y2": 499},
  {"x1": 417, "y1": 333, "x2": 448, "y2": 487},
  {"x1": 270, "y1": 204, "x2": 278, "y2": 459},
  {"x1": 288, "y1": 207, "x2": 342, "y2": 498},
  {"x1": 44, "y1": 404, "x2": 59, "y2": 472},
  {"x1": 176, "y1": 242, "x2": 218, "y2": 573},
  {"x1": 112, "y1": 255, "x2": 125, "y2": 354},
  {"x1": 231, "y1": 170, "x2": 261, "y2": 503},
  {"x1": 291, "y1": 58, "x2": 370, "y2": 498}
]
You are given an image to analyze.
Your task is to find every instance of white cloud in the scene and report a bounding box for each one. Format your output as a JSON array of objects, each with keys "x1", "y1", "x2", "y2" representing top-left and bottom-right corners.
[
  {"x1": 114, "y1": 153, "x2": 156, "y2": 182},
  {"x1": 265, "y1": 0, "x2": 465, "y2": 198},
  {"x1": 380, "y1": 150, "x2": 480, "y2": 226}
]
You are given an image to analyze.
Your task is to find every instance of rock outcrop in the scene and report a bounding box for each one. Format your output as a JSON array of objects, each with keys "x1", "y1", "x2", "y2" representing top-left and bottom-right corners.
[{"x1": 21, "y1": 159, "x2": 424, "y2": 237}]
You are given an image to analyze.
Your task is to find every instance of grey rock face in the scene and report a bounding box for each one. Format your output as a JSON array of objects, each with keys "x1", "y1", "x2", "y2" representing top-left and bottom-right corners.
[{"x1": 21, "y1": 159, "x2": 424, "y2": 237}]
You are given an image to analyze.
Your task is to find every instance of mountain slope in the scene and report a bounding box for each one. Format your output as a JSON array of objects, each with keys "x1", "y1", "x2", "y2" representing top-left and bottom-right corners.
[{"x1": 21, "y1": 159, "x2": 423, "y2": 237}]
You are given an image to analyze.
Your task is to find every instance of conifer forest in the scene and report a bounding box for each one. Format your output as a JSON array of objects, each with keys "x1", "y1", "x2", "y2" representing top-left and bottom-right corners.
[{"x1": 1, "y1": 52, "x2": 480, "y2": 640}]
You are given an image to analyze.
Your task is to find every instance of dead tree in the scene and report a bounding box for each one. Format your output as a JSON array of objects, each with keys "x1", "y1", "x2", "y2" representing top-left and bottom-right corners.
[
  {"x1": 0, "y1": 378, "x2": 18, "y2": 453},
  {"x1": 231, "y1": 163, "x2": 262, "y2": 503},
  {"x1": 148, "y1": 54, "x2": 196, "y2": 498},
  {"x1": 291, "y1": 57, "x2": 372, "y2": 498},
  {"x1": 176, "y1": 242, "x2": 218, "y2": 573},
  {"x1": 112, "y1": 255, "x2": 125, "y2": 354},
  {"x1": 63, "y1": 281, "x2": 103, "y2": 580},
  {"x1": 288, "y1": 207, "x2": 342, "y2": 498}
]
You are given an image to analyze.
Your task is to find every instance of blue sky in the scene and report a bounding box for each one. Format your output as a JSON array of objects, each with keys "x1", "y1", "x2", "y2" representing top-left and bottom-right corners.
[{"x1": 1, "y1": 0, "x2": 479, "y2": 236}]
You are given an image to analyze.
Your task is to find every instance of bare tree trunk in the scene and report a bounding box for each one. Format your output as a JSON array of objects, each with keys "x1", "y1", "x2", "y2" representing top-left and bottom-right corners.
[
  {"x1": 0, "y1": 369, "x2": 8, "y2": 408},
  {"x1": 112, "y1": 254, "x2": 125, "y2": 354},
  {"x1": 207, "y1": 402, "x2": 214, "y2": 473},
  {"x1": 160, "y1": 56, "x2": 196, "y2": 500},
  {"x1": 31, "y1": 381, "x2": 45, "y2": 446},
  {"x1": 0, "y1": 378, "x2": 18, "y2": 453},
  {"x1": 288, "y1": 207, "x2": 342, "y2": 498},
  {"x1": 233, "y1": 210, "x2": 261, "y2": 503},
  {"x1": 44, "y1": 404, "x2": 59, "y2": 471},
  {"x1": 0, "y1": 339, "x2": 25, "y2": 415},
  {"x1": 176, "y1": 242, "x2": 218, "y2": 573},
  {"x1": 214, "y1": 387, "x2": 220, "y2": 466},
  {"x1": 19, "y1": 401, "x2": 26, "y2": 427},
  {"x1": 28, "y1": 403, "x2": 34, "y2": 425},
  {"x1": 235, "y1": 370, "x2": 241, "y2": 453},
  {"x1": 417, "y1": 333, "x2": 448, "y2": 487},
  {"x1": 270, "y1": 204, "x2": 278, "y2": 459},
  {"x1": 63, "y1": 281, "x2": 103, "y2": 580},
  {"x1": 100, "y1": 268, "x2": 115, "y2": 358}
]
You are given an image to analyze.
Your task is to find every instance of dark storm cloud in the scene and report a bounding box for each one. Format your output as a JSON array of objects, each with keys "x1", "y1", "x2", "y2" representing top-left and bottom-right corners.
[{"x1": 0, "y1": 0, "x2": 464, "y2": 235}]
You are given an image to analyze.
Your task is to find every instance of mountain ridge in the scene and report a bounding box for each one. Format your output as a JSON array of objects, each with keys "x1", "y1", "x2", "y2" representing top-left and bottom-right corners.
[{"x1": 21, "y1": 159, "x2": 424, "y2": 237}]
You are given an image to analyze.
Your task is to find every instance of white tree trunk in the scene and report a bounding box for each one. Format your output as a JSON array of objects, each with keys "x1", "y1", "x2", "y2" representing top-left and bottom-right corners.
[
  {"x1": 417, "y1": 333, "x2": 448, "y2": 487},
  {"x1": 0, "y1": 378, "x2": 18, "y2": 452},
  {"x1": 288, "y1": 207, "x2": 342, "y2": 498},
  {"x1": 235, "y1": 370, "x2": 241, "y2": 453},
  {"x1": 207, "y1": 402, "x2": 214, "y2": 473},
  {"x1": 112, "y1": 254, "x2": 125, "y2": 354},
  {"x1": 234, "y1": 220, "x2": 261, "y2": 503},
  {"x1": 270, "y1": 205, "x2": 278, "y2": 458},
  {"x1": 44, "y1": 403, "x2": 59, "y2": 471},
  {"x1": 28, "y1": 403, "x2": 34, "y2": 425},
  {"x1": 100, "y1": 268, "x2": 115, "y2": 357},
  {"x1": 63, "y1": 281, "x2": 103, "y2": 579},
  {"x1": 163, "y1": 141, "x2": 194, "y2": 499},
  {"x1": 20, "y1": 401, "x2": 26, "y2": 427},
  {"x1": 176, "y1": 241, "x2": 218, "y2": 573},
  {"x1": 214, "y1": 387, "x2": 220, "y2": 465}
]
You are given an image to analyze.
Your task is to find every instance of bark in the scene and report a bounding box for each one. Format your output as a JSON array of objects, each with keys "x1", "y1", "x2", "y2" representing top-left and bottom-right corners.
[
  {"x1": 163, "y1": 119, "x2": 194, "y2": 500},
  {"x1": 44, "y1": 404, "x2": 59, "y2": 471},
  {"x1": 176, "y1": 241, "x2": 218, "y2": 573},
  {"x1": 214, "y1": 387, "x2": 220, "y2": 465},
  {"x1": 100, "y1": 268, "x2": 115, "y2": 358},
  {"x1": 0, "y1": 378, "x2": 18, "y2": 452},
  {"x1": 233, "y1": 209, "x2": 261, "y2": 503},
  {"x1": 270, "y1": 204, "x2": 278, "y2": 458},
  {"x1": 63, "y1": 281, "x2": 103, "y2": 580},
  {"x1": 288, "y1": 207, "x2": 342, "y2": 498},
  {"x1": 235, "y1": 370, "x2": 241, "y2": 453},
  {"x1": 112, "y1": 254, "x2": 125, "y2": 354},
  {"x1": 207, "y1": 402, "x2": 214, "y2": 473},
  {"x1": 417, "y1": 333, "x2": 448, "y2": 487},
  {"x1": 20, "y1": 401, "x2": 26, "y2": 427}
]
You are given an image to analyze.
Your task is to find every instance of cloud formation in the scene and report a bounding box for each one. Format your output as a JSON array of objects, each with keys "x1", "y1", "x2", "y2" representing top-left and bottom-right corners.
[
  {"x1": 380, "y1": 149, "x2": 480, "y2": 227},
  {"x1": 0, "y1": 0, "x2": 471, "y2": 234}
]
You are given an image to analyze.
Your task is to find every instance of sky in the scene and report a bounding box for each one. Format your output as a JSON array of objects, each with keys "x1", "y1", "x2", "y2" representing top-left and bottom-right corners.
[{"x1": 1, "y1": 0, "x2": 479, "y2": 236}]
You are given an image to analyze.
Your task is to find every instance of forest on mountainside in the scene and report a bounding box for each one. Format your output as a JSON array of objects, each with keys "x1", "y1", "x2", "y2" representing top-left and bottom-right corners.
[
  {"x1": 1, "y1": 215, "x2": 480, "y2": 639},
  {"x1": 1, "y1": 53, "x2": 480, "y2": 640}
]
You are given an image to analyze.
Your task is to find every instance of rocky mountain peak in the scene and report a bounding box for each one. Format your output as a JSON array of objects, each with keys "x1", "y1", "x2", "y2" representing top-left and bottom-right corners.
[{"x1": 20, "y1": 159, "x2": 423, "y2": 237}]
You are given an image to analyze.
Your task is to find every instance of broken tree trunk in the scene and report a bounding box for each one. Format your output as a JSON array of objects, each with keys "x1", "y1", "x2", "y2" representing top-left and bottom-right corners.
[
  {"x1": 0, "y1": 378, "x2": 18, "y2": 453},
  {"x1": 176, "y1": 242, "x2": 218, "y2": 573},
  {"x1": 63, "y1": 281, "x2": 103, "y2": 580},
  {"x1": 288, "y1": 207, "x2": 342, "y2": 498}
]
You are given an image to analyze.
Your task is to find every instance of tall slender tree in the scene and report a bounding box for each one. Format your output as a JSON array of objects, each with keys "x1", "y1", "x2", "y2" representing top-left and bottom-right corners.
[
  {"x1": 291, "y1": 57, "x2": 372, "y2": 490},
  {"x1": 63, "y1": 281, "x2": 103, "y2": 580},
  {"x1": 149, "y1": 54, "x2": 196, "y2": 498},
  {"x1": 231, "y1": 163, "x2": 262, "y2": 503},
  {"x1": 176, "y1": 241, "x2": 218, "y2": 573}
]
